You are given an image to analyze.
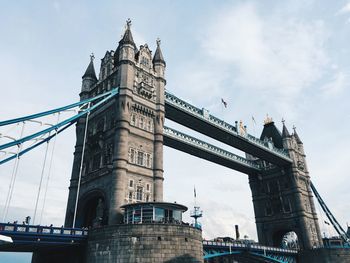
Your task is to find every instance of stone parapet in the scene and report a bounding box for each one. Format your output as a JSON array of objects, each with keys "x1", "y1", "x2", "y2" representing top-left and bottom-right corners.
[{"x1": 86, "y1": 224, "x2": 203, "y2": 263}]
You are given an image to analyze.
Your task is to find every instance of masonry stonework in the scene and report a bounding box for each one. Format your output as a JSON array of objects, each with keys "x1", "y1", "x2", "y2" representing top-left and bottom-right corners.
[
  {"x1": 86, "y1": 224, "x2": 203, "y2": 263},
  {"x1": 249, "y1": 121, "x2": 322, "y2": 250},
  {"x1": 64, "y1": 20, "x2": 166, "y2": 228}
]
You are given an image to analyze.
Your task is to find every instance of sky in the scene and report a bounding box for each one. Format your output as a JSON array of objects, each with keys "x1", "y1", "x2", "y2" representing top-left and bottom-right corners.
[{"x1": 1, "y1": 0, "x2": 350, "y2": 262}]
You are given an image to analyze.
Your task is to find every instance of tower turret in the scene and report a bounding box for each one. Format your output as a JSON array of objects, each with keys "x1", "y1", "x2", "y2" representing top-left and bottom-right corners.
[
  {"x1": 153, "y1": 38, "x2": 166, "y2": 78},
  {"x1": 81, "y1": 53, "x2": 97, "y2": 99},
  {"x1": 293, "y1": 126, "x2": 303, "y2": 144},
  {"x1": 116, "y1": 19, "x2": 136, "y2": 62},
  {"x1": 282, "y1": 119, "x2": 291, "y2": 138}
]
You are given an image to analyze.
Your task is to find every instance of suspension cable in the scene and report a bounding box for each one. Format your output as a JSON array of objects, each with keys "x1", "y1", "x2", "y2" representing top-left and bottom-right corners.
[
  {"x1": 2, "y1": 122, "x2": 25, "y2": 222},
  {"x1": 39, "y1": 114, "x2": 60, "y2": 224},
  {"x1": 72, "y1": 103, "x2": 91, "y2": 228},
  {"x1": 32, "y1": 132, "x2": 51, "y2": 224}
]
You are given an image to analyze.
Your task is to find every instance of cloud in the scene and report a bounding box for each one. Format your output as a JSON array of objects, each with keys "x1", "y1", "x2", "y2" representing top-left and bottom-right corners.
[
  {"x1": 202, "y1": 3, "x2": 328, "y2": 100},
  {"x1": 321, "y1": 71, "x2": 348, "y2": 97},
  {"x1": 337, "y1": 2, "x2": 350, "y2": 15}
]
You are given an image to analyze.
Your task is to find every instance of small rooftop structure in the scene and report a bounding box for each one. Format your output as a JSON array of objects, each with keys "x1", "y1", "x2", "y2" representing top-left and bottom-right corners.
[{"x1": 121, "y1": 202, "x2": 187, "y2": 225}]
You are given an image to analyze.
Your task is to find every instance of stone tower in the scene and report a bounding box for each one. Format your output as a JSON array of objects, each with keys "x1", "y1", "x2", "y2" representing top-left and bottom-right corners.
[
  {"x1": 65, "y1": 20, "x2": 166, "y2": 227},
  {"x1": 248, "y1": 119, "x2": 322, "y2": 249}
]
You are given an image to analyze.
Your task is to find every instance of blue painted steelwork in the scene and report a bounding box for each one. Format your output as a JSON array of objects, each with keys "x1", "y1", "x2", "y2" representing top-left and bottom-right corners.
[
  {"x1": 203, "y1": 240, "x2": 298, "y2": 263},
  {"x1": 163, "y1": 126, "x2": 261, "y2": 171},
  {"x1": 311, "y1": 182, "x2": 350, "y2": 244},
  {"x1": 0, "y1": 90, "x2": 115, "y2": 127},
  {"x1": 0, "y1": 223, "x2": 87, "y2": 251},
  {"x1": 204, "y1": 251, "x2": 241, "y2": 259},
  {"x1": 0, "y1": 88, "x2": 119, "y2": 152},
  {"x1": 164, "y1": 91, "x2": 291, "y2": 162},
  {"x1": 0, "y1": 122, "x2": 74, "y2": 165}
]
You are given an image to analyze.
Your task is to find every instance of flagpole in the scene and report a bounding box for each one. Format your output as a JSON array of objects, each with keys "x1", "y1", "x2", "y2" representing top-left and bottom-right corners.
[{"x1": 221, "y1": 101, "x2": 224, "y2": 121}]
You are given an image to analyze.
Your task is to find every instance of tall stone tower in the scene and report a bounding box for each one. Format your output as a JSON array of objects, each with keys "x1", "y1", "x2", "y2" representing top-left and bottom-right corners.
[
  {"x1": 65, "y1": 19, "x2": 166, "y2": 227},
  {"x1": 248, "y1": 119, "x2": 322, "y2": 249}
]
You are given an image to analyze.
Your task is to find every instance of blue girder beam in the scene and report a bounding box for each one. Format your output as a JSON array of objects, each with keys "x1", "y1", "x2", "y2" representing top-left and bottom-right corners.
[
  {"x1": 164, "y1": 91, "x2": 292, "y2": 166},
  {"x1": 163, "y1": 126, "x2": 261, "y2": 174},
  {"x1": 0, "y1": 88, "x2": 119, "y2": 152},
  {"x1": 0, "y1": 89, "x2": 116, "y2": 127}
]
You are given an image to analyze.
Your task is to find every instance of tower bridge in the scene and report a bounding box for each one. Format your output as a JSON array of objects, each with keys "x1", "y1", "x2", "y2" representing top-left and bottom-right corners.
[{"x1": 0, "y1": 20, "x2": 350, "y2": 263}]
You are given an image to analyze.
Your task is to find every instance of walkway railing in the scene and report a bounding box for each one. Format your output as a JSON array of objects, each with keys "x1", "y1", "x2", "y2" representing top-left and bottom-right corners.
[
  {"x1": 165, "y1": 91, "x2": 291, "y2": 161},
  {"x1": 164, "y1": 126, "x2": 261, "y2": 171},
  {"x1": 203, "y1": 240, "x2": 299, "y2": 255},
  {"x1": 0, "y1": 223, "x2": 88, "y2": 237}
]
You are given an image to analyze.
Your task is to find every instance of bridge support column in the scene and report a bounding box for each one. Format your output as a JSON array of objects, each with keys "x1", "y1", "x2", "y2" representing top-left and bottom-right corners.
[
  {"x1": 249, "y1": 121, "x2": 322, "y2": 250},
  {"x1": 153, "y1": 112, "x2": 164, "y2": 202}
]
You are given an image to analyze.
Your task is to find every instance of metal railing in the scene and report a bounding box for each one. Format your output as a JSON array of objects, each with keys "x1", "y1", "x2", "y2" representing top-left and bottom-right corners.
[
  {"x1": 0, "y1": 223, "x2": 88, "y2": 237},
  {"x1": 202, "y1": 240, "x2": 299, "y2": 254},
  {"x1": 165, "y1": 91, "x2": 291, "y2": 161},
  {"x1": 164, "y1": 126, "x2": 261, "y2": 170}
]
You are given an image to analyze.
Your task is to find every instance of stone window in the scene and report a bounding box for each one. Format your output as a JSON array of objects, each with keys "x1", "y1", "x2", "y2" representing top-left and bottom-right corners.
[
  {"x1": 130, "y1": 112, "x2": 153, "y2": 133},
  {"x1": 131, "y1": 114, "x2": 136, "y2": 125},
  {"x1": 128, "y1": 147, "x2": 152, "y2": 168},
  {"x1": 136, "y1": 186, "x2": 143, "y2": 201},
  {"x1": 146, "y1": 184, "x2": 150, "y2": 191},
  {"x1": 137, "y1": 151, "x2": 144, "y2": 166},
  {"x1": 129, "y1": 180, "x2": 134, "y2": 188},
  {"x1": 128, "y1": 192, "x2": 133, "y2": 202},
  {"x1": 104, "y1": 143, "x2": 113, "y2": 164},
  {"x1": 141, "y1": 57, "x2": 149, "y2": 67},
  {"x1": 130, "y1": 148, "x2": 135, "y2": 163},
  {"x1": 139, "y1": 117, "x2": 144, "y2": 129}
]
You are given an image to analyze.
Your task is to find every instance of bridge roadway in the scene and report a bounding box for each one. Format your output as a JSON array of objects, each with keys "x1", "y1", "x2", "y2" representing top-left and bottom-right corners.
[
  {"x1": 0, "y1": 223, "x2": 87, "y2": 252},
  {"x1": 0, "y1": 223, "x2": 298, "y2": 262},
  {"x1": 164, "y1": 91, "x2": 292, "y2": 166},
  {"x1": 163, "y1": 126, "x2": 261, "y2": 174},
  {"x1": 203, "y1": 240, "x2": 298, "y2": 263}
]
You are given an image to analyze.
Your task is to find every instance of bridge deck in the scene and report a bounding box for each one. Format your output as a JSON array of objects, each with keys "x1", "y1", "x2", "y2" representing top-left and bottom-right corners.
[
  {"x1": 163, "y1": 126, "x2": 261, "y2": 174},
  {"x1": 164, "y1": 92, "x2": 292, "y2": 166},
  {"x1": 0, "y1": 223, "x2": 87, "y2": 252}
]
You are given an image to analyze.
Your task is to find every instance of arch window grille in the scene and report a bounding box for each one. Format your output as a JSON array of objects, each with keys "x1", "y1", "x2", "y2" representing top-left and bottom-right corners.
[
  {"x1": 129, "y1": 148, "x2": 152, "y2": 168},
  {"x1": 137, "y1": 151, "x2": 144, "y2": 166},
  {"x1": 130, "y1": 113, "x2": 153, "y2": 132},
  {"x1": 136, "y1": 186, "x2": 143, "y2": 201}
]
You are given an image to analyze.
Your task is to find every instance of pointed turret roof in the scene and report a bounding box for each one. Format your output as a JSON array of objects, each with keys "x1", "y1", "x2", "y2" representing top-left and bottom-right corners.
[
  {"x1": 293, "y1": 127, "x2": 303, "y2": 144},
  {"x1": 282, "y1": 119, "x2": 290, "y2": 138},
  {"x1": 153, "y1": 38, "x2": 166, "y2": 65},
  {"x1": 119, "y1": 19, "x2": 136, "y2": 49},
  {"x1": 260, "y1": 121, "x2": 283, "y2": 149},
  {"x1": 82, "y1": 53, "x2": 97, "y2": 80}
]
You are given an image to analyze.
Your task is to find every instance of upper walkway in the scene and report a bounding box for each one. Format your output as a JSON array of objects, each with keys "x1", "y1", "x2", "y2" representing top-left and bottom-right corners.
[
  {"x1": 164, "y1": 91, "x2": 292, "y2": 166},
  {"x1": 0, "y1": 223, "x2": 88, "y2": 252},
  {"x1": 163, "y1": 126, "x2": 261, "y2": 174}
]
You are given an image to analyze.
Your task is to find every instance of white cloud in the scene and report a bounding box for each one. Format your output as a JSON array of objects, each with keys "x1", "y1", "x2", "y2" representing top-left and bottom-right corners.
[
  {"x1": 337, "y1": 2, "x2": 350, "y2": 14},
  {"x1": 202, "y1": 3, "x2": 328, "y2": 100},
  {"x1": 321, "y1": 71, "x2": 348, "y2": 97}
]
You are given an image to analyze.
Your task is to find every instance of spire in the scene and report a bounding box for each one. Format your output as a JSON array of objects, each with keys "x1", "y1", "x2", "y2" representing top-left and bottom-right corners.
[
  {"x1": 119, "y1": 18, "x2": 136, "y2": 49},
  {"x1": 293, "y1": 126, "x2": 303, "y2": 144},
  {"x1": 82, "y1": 53, "x2": 97, "y2": 80},
  {"x1": 282, "y1": 119, "x2": 290, "y2": 138},
  {"x1": 153, "y1": 38, "x2": 166, "y2": 65}
]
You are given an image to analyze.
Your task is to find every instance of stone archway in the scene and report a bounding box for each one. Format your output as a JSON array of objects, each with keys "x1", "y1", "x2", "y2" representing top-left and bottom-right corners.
[
  {"x1": 273, "y1": 229, "x2": 299, "y2": 249},
  {"x1": 76, "y1": 190, "x2": 108, "y2": 228}
]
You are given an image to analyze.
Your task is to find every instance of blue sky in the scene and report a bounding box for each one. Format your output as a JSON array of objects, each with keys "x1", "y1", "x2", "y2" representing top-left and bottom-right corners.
[{"x1": 1, "y1": 0, "x2": 350, "y2": 262}]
